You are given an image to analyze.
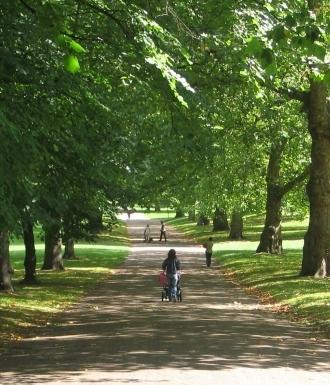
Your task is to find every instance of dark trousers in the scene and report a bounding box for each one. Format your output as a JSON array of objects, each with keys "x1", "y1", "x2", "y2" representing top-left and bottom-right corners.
[
  {"x1": 206, "y1": 251, "x2": 212, "y2": 267},
  {"x1": 160, "y1": 231, "x2": 167, "y2": 242}
]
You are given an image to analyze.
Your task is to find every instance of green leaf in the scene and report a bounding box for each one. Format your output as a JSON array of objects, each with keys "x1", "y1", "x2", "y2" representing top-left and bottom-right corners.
[
  {"x1": 264, "y1": 3, "x2": 275, "y2": 12},
  {"x1": 265, "y1": 61, "x2": 277, "y2": 76},
  {"x1": 272, "y1": 25, "x2": 287, "y2": 43},
  {"x1": 56, "y1": 34, "x2": 70, "y2": 46},
  {"x1": 246, "y1": 36, "x2": 263, "y2": 55},
  {"x1": 69, "y1": 40, "x2": 86, "y2": 54},
  {"x1": 57, "y1": 34, "x2": 86, "y2": 53},
  {"x1": 284, "y1": 15, "x2": 296, "y2": 28},
  {"x1": 64, "y1": 55, "x2": 80, "y2": 74},
  {"x1": 323, "y1": 70, "x2": 330, "y2": 87},
  {"x1": 310, "y1": 42, "x2": 326, "y2": 60},
  {"x1": 310, "y1": 71, "x2": 324, "y2": 82},
  {"x1": 260, "y1": 48, "x2": 274, "y2": 68}
]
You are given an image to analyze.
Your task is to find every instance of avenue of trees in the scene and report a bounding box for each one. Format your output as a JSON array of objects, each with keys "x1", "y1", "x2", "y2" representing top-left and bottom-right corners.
[{"x1": 0, "y1": 0, "x2": 329, "y2": 291}]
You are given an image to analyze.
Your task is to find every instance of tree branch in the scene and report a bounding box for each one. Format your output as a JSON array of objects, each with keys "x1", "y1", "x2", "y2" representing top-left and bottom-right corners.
[
  {"x1": 83, "y1": 1, "x2": 131, "y2": 40},
  {"x1": 275, "y1": 86, "x2": 309, "y2": 103},
  {"x1": 281, "y1": 165, "x2": 310, "y2": 196},
  {"x1": 19, "y1": 0, "x2": 36, "y2": 14}
]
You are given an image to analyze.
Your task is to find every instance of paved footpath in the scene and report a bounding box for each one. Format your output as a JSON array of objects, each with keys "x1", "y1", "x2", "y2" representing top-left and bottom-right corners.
[{"x1": 0, "y1": 215, "x2": 329, "y2": 385}]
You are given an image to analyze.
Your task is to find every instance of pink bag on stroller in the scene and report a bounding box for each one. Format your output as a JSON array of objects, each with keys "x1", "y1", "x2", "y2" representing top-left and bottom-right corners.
[{"x1": 158, "y1": 272, "x2": 168, "y2": 287}]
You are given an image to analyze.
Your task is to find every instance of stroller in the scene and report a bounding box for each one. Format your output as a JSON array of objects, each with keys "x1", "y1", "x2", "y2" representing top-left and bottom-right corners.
[{"x1": 159, "y1": 272, "x2": 182, "y2": 302}]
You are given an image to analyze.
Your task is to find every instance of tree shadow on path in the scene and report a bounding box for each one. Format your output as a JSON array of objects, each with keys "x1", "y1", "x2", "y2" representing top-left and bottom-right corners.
[{"x1": 0, "y1": 217, "x2": 329, "y2": 384}]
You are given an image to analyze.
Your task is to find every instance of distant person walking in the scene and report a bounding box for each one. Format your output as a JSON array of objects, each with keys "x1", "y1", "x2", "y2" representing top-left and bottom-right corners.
[
  {"x1": 144, "y1": 224, "x2": 151, "y2": 242},
  {"x1": 159, "y1": 221, "x2": 167, "y2": 242},
  {"x1": 204, "y1": 237, "x2": 214, "y2": 267}
]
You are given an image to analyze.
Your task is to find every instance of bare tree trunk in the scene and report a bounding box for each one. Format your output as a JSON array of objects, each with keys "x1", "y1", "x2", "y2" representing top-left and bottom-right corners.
[
  {"x1": 213, "y1": 207, "x2": 229, "y2": 231},
  {"x1": 42, "y1": 224, "x2": 64, "y2": 271},
  {"x1": 188, "y1": 209, "x2": 196, "y2": 221},
  {"x1": 256, "y1": 140, "x2": 284, "y2": 253},
  {"x1": 197, "y1": 214, "x2": 209, "y2": 226},
  {"x1": 175, "y1": 208, "x2": 185, "y2": 218},
  {"x1": 301, "y1": 80, "x2": 330, "y2": 277},
  {"x1": 63, "y1": 238, "x2": 76, "y2": 259},
  {"x1": 0, "y1": 230, "x2": 14, "y2": 292},
  {"x1": 256, "y1": 189, "x2": 283, "y2": 253},
  {"x1": 22, "y1": 213, "x2": 37, "y2": 283},
  {"x1": 229, "y1": 211, "x2": 243, "y2": 240},
  {"x1": 256, "y1": 138, "x2": 309, "y2": 254}
]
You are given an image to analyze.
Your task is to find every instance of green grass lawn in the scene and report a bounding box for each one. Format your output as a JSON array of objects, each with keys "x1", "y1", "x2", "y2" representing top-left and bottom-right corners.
[
  {"x1": 166, "y1": 215, "x2": 330, "y2": 336},
  {"x1": 138, "y1": 209, "x2": 176, "y2": 220},
  {"x1": 0, "y1": 221, "x2": 130, "y2": 345}
]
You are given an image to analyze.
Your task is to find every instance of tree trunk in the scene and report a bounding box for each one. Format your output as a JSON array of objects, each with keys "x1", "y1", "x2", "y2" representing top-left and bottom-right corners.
[
  {"x1": 301, "y1": 81, "x2": 330, "y2": 277},
  {"x1": 63, "y1": 238, "x2": 76, "y2": 259},
  {"x1": 22, "y1": 214, "x2": 37, "y2": 283},
  {"x1": 89, "y1": 211, "x2": 103, "y2": 232},
  {"x1": 197, "y1": 214, "x2": 210, "y2": 226},
  {"x1": 175, "y1": 208, "x2": 185, "y2": 218},
  {"x1": 212, "y1": 207, "x2": 229, "y2": 231},
  {"x1": 0, "y1": 230, "x2": 14, "y2": 292},
  {"x1": 256, "y1": 140, "x2": 285, "y2": 253},
  {"x1": 229, "y1": 211, "x2": 244, "y2": 239},
  {"x1": 256, "y1": 187, "x2": 283, "y2": 253},
  {"x1": 42, "y1": 225, "x2": 64, "y2": 271},
  {"x1": 188, "y1": 209, "x2": 196, "y2": 221}
]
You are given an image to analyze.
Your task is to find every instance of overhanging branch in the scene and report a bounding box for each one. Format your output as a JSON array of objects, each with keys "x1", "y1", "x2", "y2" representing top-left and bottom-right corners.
[
  {"x1": 19, "y1": 0, "x2": 36, "y2": 14},
  {"x1": 83, "y1": 1, "x2": 131, "y2": 40},
  {"x1": 281, "y1": 165, "x2": 310, "y2": 196}
]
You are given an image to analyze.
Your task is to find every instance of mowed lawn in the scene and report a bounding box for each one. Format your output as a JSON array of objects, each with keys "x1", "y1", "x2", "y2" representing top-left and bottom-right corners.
[
  {"x1": 166, "y1": 214, "x2": 330, "y2": 337},
  {"x1": 0, "y1": 221, "x2": 130, "y2": 345}
]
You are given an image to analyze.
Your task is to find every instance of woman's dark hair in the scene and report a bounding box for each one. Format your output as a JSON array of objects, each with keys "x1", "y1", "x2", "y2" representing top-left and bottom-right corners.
[{"x1": 168, "y1": 249, "x2": 176, "y2": 259}]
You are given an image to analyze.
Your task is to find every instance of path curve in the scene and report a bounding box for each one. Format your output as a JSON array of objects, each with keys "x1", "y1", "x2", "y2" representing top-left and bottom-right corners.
[{"x1": 0, "y1": 215, "x2": 329, "y2": 385}]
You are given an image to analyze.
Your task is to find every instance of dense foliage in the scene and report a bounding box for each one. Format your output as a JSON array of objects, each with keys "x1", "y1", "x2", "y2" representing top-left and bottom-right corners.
[{"x1": 0, "y1": 0, "x2": 329, "y2": 290}]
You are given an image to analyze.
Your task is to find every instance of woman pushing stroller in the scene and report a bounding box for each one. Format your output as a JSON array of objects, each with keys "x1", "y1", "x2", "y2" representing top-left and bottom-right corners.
[{"x1": 162, "y1": 249, "x2": 181, "y2": 302}]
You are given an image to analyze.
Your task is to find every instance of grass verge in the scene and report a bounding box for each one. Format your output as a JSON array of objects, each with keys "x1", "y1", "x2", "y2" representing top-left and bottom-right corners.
[
  {"x1": 167, "y1": 215, "x2": 330, "y2": 337},
  {"x1": 0, "y1": 221, "x2": 129, "y2": 345}
]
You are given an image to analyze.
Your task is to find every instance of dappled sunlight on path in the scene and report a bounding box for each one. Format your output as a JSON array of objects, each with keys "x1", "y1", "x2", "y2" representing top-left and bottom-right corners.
[{"x1": 0, "y1": 217, "x2": 329, "y2": 384}]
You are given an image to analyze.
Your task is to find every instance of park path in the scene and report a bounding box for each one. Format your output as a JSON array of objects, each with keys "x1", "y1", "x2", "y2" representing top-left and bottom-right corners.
[{"x1": 0, "y1": 215, "x2": 329, "y2": 385}]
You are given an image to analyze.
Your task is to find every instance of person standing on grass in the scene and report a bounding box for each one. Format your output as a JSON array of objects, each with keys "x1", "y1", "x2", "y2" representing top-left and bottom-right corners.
[
  {"x1": 162, "y1": 249, "x2": 181, "y2": 301},
  {"x1": 159, "y1": 220, "x2": 167, "y2": 242},
  {"x1": 204, "y1": 237, "x2": 214, "y2": 267}
]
